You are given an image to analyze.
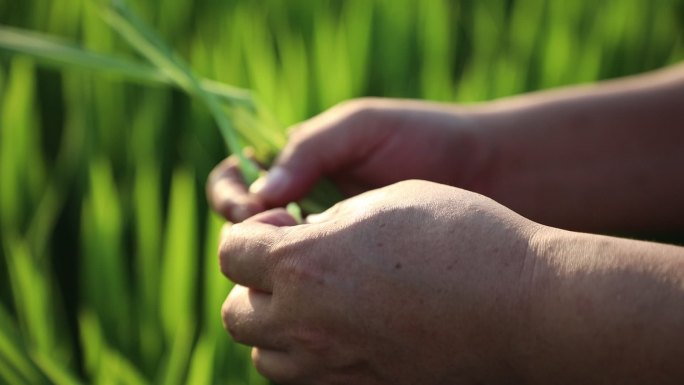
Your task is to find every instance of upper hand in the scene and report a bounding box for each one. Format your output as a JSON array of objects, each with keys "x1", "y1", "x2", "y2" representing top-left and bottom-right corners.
[{"x1": 207, "y1": 98, "x2": 490, "y2": 222}]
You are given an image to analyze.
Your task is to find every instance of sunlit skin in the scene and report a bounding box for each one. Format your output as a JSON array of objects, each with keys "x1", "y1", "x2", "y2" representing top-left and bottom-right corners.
[{"x1": 208, "y1": 64, "x2": 684, "y2": 384}]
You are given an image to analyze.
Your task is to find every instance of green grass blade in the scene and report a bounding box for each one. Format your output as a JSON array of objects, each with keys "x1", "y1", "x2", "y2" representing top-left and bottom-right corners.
[
  {"x1": 80, "y1": 159, "x2": 133, "y2": 352},
  {"x1": 0, "y1": 355, "x2": 32, "y2": 385},
  {"x1": 3, "y1": 237, "x2": 55, "y2": 354},
  {"x1": 102, "y1": 351, "x2": 150, "y2": 385},
  {"x1": 80, "y1": 310, "x2": 150, "y2": 385},
  {"x1": 0, "y1": 56, "x2": 39, "y2": 232},
  {"x1": 0, "y1": 26, "x2": 254, "y2": 107},
  {"x1": 0, "y1": 25, "x2": 166, "y2": 82},
  {"x1": 157, "y1": 321, "x2": 195, "y2": 385},
  {"x1": 78, "y1": 310, "x2": 104, "y2": 381},
  {"x1": 418, "y1": 0, "x2": 455, "y2": 101},
  {"x1": 185, "y1": 333, "x2": 215, "y2": 385},
  {"x1": 23, "y1": 70, "x2": 87, "y2": 259},
  {"x1": 202, "y1": 213, "x2": 230, "y2": 338},
  {"x1": 160, "y1": 168, "x2": 198, "y2": 339},
  {"x1": 30, "y1": 351, "x2": 83, "y2": 385},
  {"x1": 342, "y1": 0, "x2": 373, "y2": 97},
  {"x1": 0, "y1": 303, "x2": 43, "y2": 384},
  {"x1": 100, "y1": 1, "x2": 260, "y2": 183},
  {"x1": 133, "y1": 161, "x2": 164, "y2": 372},
  {"x1": 2, "y1": 237, "x2": 76, "y2": 385}
]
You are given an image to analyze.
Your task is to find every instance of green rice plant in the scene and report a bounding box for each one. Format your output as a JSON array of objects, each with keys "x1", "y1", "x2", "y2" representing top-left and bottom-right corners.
[
  {"x1": 418, "y1": 0, "x2": 454, "y2": 101},
  {"x1": 78, "y1": 310, "x2": 147, "y2": 385},
  {"x1": 0, "y1": 27, "x2": 253, "y2": 114},
  {"x1": 185, "y1": 333, "x2": 215, "y2": 385},
  {"x1": 0, "y1": 57, "x2": 45, "y2": 234},
  {"x1": 0, "y1": 279, "x2": 44, "y2": 385},
  {"x1": 132, "y1": 160, "x2": 164, "y2": 371},
  {"x1": 81, "y1": 159, "x2": 133, "y2": 352},
  {"x1": 159, "y1": 167, "x2": 197, "y2": 353},
  {"x1": 101, "y1": 0, "x2": 259, "y2": 183}
]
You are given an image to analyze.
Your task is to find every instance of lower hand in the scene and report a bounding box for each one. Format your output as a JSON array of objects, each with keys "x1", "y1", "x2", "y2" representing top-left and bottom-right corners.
[{"x1": 219, "y1": 180, "x2": 539, "y2": 384}]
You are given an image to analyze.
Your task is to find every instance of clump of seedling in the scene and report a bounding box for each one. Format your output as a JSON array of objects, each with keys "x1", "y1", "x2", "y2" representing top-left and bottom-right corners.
[{"x1": 0, "y1": 0, "x2": 340, "y2": 216}]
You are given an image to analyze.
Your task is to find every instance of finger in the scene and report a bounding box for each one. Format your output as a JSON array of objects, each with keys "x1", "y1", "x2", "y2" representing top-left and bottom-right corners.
[
  {"x1": 221, "y1": 285, "x2": 287, "y2": 350},
  {"x1": 207, "y1": 156, "x2": 266, "y2": 222},
  {"x1": 250, "y1": 103, "x2": 387, "y2": 206},
  {"x1": 245, "y1": 208, "x2": 299, "y2": 227},
  {"x1": 219, "y1": 220, "x2": 286, "y2": 292},
  {"x1": 252, "y1": 347, "x2": 306, "y2": 385}
]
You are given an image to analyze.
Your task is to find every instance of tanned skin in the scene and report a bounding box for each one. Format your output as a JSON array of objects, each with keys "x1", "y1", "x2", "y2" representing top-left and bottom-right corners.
[{"x1": 207, "y1": 64, "x2": 684, "y2": 385}]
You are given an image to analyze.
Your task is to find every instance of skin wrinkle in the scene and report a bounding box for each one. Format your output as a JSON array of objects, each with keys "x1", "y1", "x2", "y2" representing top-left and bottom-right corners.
[
  {"x1": 517, "y1": 229, "x2": 684, "y2": 384},
  {"x1": 510, "y1": 224, "x2": 549, "y2": 381}
]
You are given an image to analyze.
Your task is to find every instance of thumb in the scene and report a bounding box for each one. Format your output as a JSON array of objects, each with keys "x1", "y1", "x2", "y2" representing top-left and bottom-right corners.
[{"x1": 249, "y1": 122, "x2": 368, "y2": 206}]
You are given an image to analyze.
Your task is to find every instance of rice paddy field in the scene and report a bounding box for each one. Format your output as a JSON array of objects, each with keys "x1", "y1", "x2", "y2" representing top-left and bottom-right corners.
[{"x1": 0, "y1": 0, "x2": 683, "y2": 384}]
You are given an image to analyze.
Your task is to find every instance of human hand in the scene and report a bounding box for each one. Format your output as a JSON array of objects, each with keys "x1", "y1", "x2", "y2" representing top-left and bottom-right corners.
[
  {"x1": 219, "y1": 180, "x2": 539, "y2": 384},
  {"x1": 207, "y1": 98, "x2": 491, "y2": 222}
]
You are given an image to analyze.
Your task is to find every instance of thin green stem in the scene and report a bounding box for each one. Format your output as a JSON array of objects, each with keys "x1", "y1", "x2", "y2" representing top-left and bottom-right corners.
[{"x1": 100, "y1": 0, "x2": 260, "y2": 183}]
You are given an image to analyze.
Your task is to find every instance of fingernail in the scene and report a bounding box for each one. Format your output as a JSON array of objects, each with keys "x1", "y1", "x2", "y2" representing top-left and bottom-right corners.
[{"x1": 249, "y1": 167, "x2": 290, "y2": 200}]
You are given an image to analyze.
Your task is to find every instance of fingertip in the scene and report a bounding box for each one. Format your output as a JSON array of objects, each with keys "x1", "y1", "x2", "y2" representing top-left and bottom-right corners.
[
  {"x1": 207, "y1": 156, "x2": 240, "y2": 190},
  {"x1": 214, "y1": 190, "x2": 265, "y2": 223},
  {"x1": 250, "y1": 166, "x2": 292, "y2": 203}
]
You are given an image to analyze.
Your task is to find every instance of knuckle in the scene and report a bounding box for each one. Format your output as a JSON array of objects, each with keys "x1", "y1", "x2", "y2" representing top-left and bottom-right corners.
[
  {"x1": 289, "y1": 324, "x2": 333, "y2": 357},
  {"x1": 393, "y1": 178, "x2": 427, "y2": 190},
  {"x1": 269, "y1": 230, "x2": 332, "y2": 288},
  {"x1": 218, "y1": 225, "x2": 241, "y2": 278},
  {"x1": 221, "y1": 297, "x2": 242, "y2": 342},
  {"x1": 250, "y1": 353, "x2": 270, "y2": 379},
  {"x1": 277, "y1": 251, "x2": 326, "y2": 288},
  {"x1": 218, "y1": 244, "x2": 231, "y2": 278},
  {"x1": 220, "y1": 223, "x2": 283, "y2": 282},
  {"x1": 221, "y1": 288, "x2": 254, "y2": 345},
  {"x1": 251, "y1": 349, "x2": 301, "y2": 385}
]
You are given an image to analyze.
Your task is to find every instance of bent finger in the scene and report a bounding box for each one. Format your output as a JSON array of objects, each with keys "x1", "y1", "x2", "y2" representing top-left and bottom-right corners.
[
  {"x1": 222, "y1": 286, "x2": 287, "y2": 350},
  {"x1": 245, "y1": 208, "x2": 299, "y2": 227},
  {"x1": 207, "y1": 155, "x2": 266, "y2": 222},
  {"x1": 219, "y1": 220, "x2": 287, "y2": 292},
  {"x1": 252, "y1": 347, "x2": 307, "y2": 385}
]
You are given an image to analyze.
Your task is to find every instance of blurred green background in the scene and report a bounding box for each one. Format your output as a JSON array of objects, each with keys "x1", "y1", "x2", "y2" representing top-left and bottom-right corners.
[{"x1": 0, "y1": 0, "x2": 683, "y2": 384}]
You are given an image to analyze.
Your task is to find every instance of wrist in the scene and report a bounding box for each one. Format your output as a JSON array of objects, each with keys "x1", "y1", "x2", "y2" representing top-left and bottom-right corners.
[
  {"x1": 506, "y1": 223, "x2": 562, "y2": 385},
  {"x1": 457, "y1": 102, "x2": 536, "y2": 197},
  {"x1": 459, "y1": 218, "x2": 556, "y2": 384},
  {"x1": 443, "y1": 106, "x2": 506, "y2": 196},
  {"x1": 462, "y1": 100, "x2": 579, "y2": 227},
  {"x1": 508, "y1": 226, "x2": 684, "y2": 384}
]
